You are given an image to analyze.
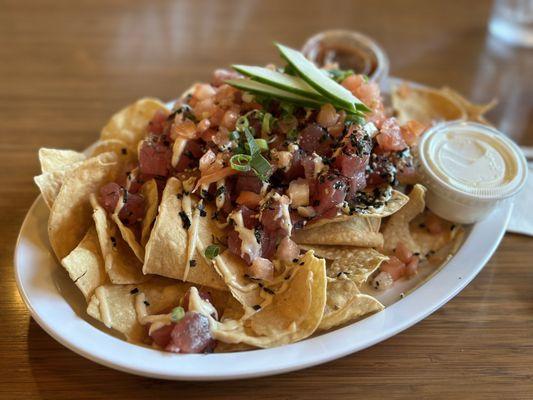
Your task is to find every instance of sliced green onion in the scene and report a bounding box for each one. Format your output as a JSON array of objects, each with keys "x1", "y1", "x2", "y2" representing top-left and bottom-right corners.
[
  {"x1": 171, "y1": 306, "x2": 185, "y2": 322},
  {"x1": 280, "y1": 102, "x2": 295, "y2": 117},
  {"x1": 230, "y1": 154, "x2": 252, "y2": 171},
  {"x1": 261, "y1": 112, "x2": 273, "y2": 135},
  {"x1": 287, "y1": 128, "x2": 299, "y2": 141},
  {"x1": 250, "y1": 153, "x2": 272, "y2": 182},
  {"x1": 243, "y1": 128, "x2": 259, "y2": 155},
  {"x1": 229, "y1": 130, "x2": 240, "y2": 141},
  {"x1": 254, "y1": 138, "x2": 269, "y2": 151},
  {"x1": 205, "y1": 244, "x2": 220, "y2": 260},
  {"x1": 236, "y1": 115, "x2": 249, "y2": 131}
]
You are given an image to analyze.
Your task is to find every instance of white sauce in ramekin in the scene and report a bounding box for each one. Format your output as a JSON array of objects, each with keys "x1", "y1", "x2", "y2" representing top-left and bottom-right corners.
[{"x1": 418, "y1": 121, "x2": 527, "y2": 224}]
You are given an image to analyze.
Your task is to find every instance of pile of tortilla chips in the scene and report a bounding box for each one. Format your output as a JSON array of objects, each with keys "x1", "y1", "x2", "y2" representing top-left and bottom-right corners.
[{"x1": 34, "y1": 81, "x2": 485, "y2": 352}]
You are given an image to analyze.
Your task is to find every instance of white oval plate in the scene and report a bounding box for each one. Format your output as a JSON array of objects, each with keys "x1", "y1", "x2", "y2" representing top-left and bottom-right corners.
[
  {"x1": 15, "y1": 195, "x2": 512, "y2": 380},
  {"x1": 14, "y1": 76, "x2": 513, "y2": 379}
]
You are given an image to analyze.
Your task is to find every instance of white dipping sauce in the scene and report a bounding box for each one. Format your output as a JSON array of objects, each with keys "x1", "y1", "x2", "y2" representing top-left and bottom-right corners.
[{"x1": 418, "y1": 121, "x2": 527, "y2": 224}]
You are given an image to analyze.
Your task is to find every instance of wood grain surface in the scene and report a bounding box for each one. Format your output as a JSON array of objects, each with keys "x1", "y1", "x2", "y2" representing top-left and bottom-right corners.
[{"x1": 1, "y1": 1, "x2": 532, "y2": 399}]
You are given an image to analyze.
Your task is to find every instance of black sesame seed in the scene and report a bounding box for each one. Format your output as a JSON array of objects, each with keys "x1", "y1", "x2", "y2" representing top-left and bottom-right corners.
[
  {"x1": 252, "y1": 305, "x2": 261, "y2": 311},
  {"x1": 189, "y1": 259, "x2": 197, "y2": 267},
  {"x1": 130, "y1": 288, "x2": 139, "y2": 294},
  {"x1": 179, "y1": 211, "x2": 191, "y2": 229},
  {"x1": 143, "y1": 300, "x2": 150, "y2": 306},
  {"x1": 121, "y1": 148, "x2": 127, "y2": 155}
]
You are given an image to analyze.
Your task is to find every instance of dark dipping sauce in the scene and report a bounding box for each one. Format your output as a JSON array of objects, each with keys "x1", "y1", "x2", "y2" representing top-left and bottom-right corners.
[{"x1": 313, "y1": 43, "x2": 378, "y2": 77}]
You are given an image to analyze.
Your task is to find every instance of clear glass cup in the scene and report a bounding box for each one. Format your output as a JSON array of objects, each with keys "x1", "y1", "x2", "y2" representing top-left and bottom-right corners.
[
  {"x1": 301, "y1": 30, "x2": 390, "y2": 86},
  {"x1": 489, "y1": 0, "x2": 533, "y2": 47}
]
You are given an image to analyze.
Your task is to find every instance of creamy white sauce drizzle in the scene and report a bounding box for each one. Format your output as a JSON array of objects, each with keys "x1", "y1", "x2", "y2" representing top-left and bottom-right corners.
[{"x1": 229, "y1": 209, "x2": 261, "y2": 261}]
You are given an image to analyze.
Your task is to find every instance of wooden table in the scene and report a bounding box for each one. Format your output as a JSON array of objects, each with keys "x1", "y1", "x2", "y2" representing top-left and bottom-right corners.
[{"x1": 1, "y1": 1, "x2": 532, "y2": 398}]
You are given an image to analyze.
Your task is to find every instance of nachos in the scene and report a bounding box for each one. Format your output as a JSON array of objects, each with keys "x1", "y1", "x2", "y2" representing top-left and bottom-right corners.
[{"x1": 34, "y1": 43, "x2": 481, "y2": 354}]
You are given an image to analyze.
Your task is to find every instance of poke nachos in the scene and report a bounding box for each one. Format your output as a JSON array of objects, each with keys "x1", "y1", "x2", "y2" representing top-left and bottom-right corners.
[{"x1": 35, "y1": 43, "x2": 490, "y2": 354}]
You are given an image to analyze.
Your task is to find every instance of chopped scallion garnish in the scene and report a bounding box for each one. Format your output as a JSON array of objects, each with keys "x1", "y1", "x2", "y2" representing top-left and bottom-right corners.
[
  {"x1": 230, "y1": 154, "x2": 252, "y2": 171},
  {"x1": 261, "y1": 112, "x2": 273, "y2": 135},
  {"x1": 250, "y1": 153, "x2": 273, "y2": 182},
  {"x1": 205, "y1": 244, "x2": 220, "y2": 260},
  {"x1": 171, "y1": 306, "x2": 185, "y2": 322}
]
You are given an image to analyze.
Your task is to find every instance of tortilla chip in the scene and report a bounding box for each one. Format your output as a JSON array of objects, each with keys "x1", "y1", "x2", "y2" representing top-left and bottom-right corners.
[
  {"x1": 410, "y1": 212, "x2": 464, "y2": 260},
  {"x1": 294, "y1": 216, "x2": 383, "y2": 247},
  {"x1": 100, "y1": 98, "x2": 168, "y2": 147},
  {"x1": 91, "y1": 194, "x2": 145, "y2": 284},
  {"x1": 392, "y1": 83, "x2": 466, "y2": 124},
  {"x1": 319, "y1": 277, "x2": 383, "y2": 331},
  {"x1": 89, "y1": 139, "x2": 137, "y2": 165},
  {"x1": 140, "y1": 179, "x2": 158, "y2": 246},
  {"x1": 48, "y1": 152, "x2": 120, "y2": 259},
  {"x1": 35, "y1": 148, "x2": 86, "y2": 209},
  {"x1": 34, "y1": 163, "x2": 83, "y2": 209},
  {"x1": 304, "y1": 190, "x2": 408, "y2": 230},
  {"x1": 60, "y1": 226, "x2": 107, "y2": 300},
  {"x1": 38, "y1": 148, "x2": 86, "y2": 173},
  {"x1": 111, "y1": 211, "x2": 145, "y2": 262},
  {"x1": 143, "y1": 177, "x2": 226, "y2": 289},
  {"x1": 213, "y1": 251, "x2": 327, "y2": 348},
  {"x1": 327, "y1": 248, "x2": 388, "y2": 286},
  {"x1": 86, "y1": 277, "x2": 193, "y2": 342},
  {"x1": 440, "y1": 87, "x2": 497, "y2": 125},
  {"x1": 213, "y1": 250, "x2": 264, "y2": 315},
  {"x1": 382, "y1": 184, "x2": 427, "y2": 255}
]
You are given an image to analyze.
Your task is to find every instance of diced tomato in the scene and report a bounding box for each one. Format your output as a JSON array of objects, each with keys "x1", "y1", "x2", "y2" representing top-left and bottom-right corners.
[
  {"x1": 394, "y1": 241, "x2": 413, "y2": 264},
  {"x1": 165, "y1": 312, "x2": 215, "y2": 354},
  {"x1": 405, "y1": 256, "x2": 419, "y2": 277},
  {"x1": 341, "y1": 74, "x2": 382, "y2": 111},
  {"x1": 249, "y1": 257, "x2": 274, "y2": 281},
  {"x1": 376, "y1": 118, "x2": 407, "y2": 152},
  {"x1": 401, "y1": 120, "x2": 426, "y2": 146},
  {"x1": 426, "y1": 212, "x2": 445, "y2": 234},
  {"x1": 276, "y1": 237, "x2": 299, "y2": 262},
  {"x1": 148, "y1": 109, "x2": 169, "y2": 135},
  {"x1": 380, "y1": 256, "x2": 406, "y2": 281},
  {"x1": 171, "y1": 119, "x2": 198, "y2": 140},
  {"x1": 316, "y1": 104, "x2": 339, "y2": 128},
  {"x1": 99, "y1": 182, "x2": 121, "y2": 214},
  {"x1": 236, "y1": 191, "x2": 262, "y2": 209}
]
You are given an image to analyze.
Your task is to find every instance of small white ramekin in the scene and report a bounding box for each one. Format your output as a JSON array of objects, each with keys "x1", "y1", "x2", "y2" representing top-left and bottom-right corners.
[{"x1": 417, "y1": 121, "x2": 528, "y2": 224}]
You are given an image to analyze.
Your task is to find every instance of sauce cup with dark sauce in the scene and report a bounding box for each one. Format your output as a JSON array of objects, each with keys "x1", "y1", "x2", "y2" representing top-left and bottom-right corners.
[{"x1": 301, "y1": 30, "x2": 390, "y2": 86}]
